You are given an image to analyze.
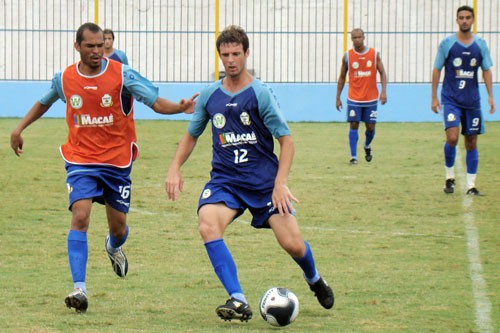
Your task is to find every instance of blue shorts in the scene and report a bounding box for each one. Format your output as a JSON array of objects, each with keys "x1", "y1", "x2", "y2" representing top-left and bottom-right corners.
[
  {"x1": 197, "y1": 182, "x2": 295, "y2": 229},
  {"x1": 347, "y1": 101, "x2": 378, "y2": 123},
  {"x1": 65, "y1": 163, "x2": 133, "y2": 213},
  {"x1": 442, "y1": 103, "x2": 484, "y2": 135}
]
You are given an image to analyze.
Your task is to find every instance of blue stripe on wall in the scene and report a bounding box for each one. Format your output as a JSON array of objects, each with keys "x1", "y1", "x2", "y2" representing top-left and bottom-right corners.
[{"x1": 1, "y1": 82, "x2": 498, "y2": 122}]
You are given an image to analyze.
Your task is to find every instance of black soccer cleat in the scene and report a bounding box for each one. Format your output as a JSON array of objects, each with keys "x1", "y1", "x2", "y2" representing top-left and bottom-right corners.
[
  {"x1": 65, "y1": 288, "x2": 88, "y2": 313},
  {"x1": 349, "y1": 158, "x2": 358, "y2": 165},
  {"x1": 443, "y1": 178, "x2": 455, "y2": 194},
  {"x1": 308, "y1": 276, "x2": 334, "y2": 309},
  {"x1": 466, "y1": 187, "x2": 481, "y2": 196},
  {"x1": 216, "y1": 297, "x2": 253, "y2": 322},
  {"x1": 364, "y1": 147, "x2": 373, "y2": 162}
]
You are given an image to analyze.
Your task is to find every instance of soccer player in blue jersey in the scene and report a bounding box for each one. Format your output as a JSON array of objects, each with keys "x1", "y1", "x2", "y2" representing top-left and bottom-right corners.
[
  {"x1": 431, "y1": 5, "x2": 496, "y2": 195},
  {"x1": 165, "y1": 25, "x2": 334, "y2": 322},
  {"x1": 10, "y1": 23, "x2": 197, "y2": 313},
  {"x1": 103, "y1": 29, "x2": 129, "y2": 64}
]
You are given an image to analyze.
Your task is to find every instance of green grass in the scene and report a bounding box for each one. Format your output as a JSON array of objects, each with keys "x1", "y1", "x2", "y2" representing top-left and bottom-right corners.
[{"x1": 1, "y1": 118, "x2": 498, "y2": 332}]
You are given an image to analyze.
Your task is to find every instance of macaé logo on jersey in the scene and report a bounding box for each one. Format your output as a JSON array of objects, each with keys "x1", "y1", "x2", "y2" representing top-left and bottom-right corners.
[
  {"x1": 455, "y1": 69, "x2": 474, "y2": 79},
  {"x1": 470, "y1": 58, "x2": 477, "y2": 67},
  {"x1": 366, "y1": 60, "x2": 373, "y2": 67},
  {"x1": 219, "y1": 131, "x2": 257, "y2": 146},
  {"x1": 70, "y1": 95, "x2": 83, "y2": 109},
  {"x1": 354, "y1": 70, "x2": 372, "y2": 78},
  {"x1": 100, "y1": 94, "x2": 113, "y2": 107},
  {"x1": 74, "y1": 113, "x2": 114, "y2": 127},
  {"x1": 213, "y1": 113, "x2": 226, "y2": 129}
]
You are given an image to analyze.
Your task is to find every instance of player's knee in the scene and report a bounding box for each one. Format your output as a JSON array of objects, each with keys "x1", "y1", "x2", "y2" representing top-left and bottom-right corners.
[
  {"x1": 281, "y1": 238, "x2": 305, "y2": 258},
  {"x1": 198, "y1": 218, "x2": 220, "y2": 240}
]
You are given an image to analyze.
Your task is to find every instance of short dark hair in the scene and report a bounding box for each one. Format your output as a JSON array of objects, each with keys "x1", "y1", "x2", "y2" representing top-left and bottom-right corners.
[
  {"x1": 76, "y1": 22, "x2": 102, "y2": 45},
  {"x1": 216, "y1": 25, "x2": 249, "y2": 53},
  {"x1": 457, "y1": 5, "x2": 474, "y2": 18},
  {"x1": 103, "y1": 29, "x2": 115, "y2": 40}
]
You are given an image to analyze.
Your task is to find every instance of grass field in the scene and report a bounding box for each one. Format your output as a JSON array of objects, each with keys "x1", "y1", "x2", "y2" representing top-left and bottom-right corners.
[{"x1": 1, "y1": 118, "x2": 498, "y2": 332}]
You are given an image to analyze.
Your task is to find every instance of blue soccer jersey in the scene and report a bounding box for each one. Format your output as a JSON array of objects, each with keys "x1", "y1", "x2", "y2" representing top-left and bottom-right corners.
[
  {"x1": 188, "y1": 79, "x2": 290, "y2": 191},
  {"x1": 434, "y1": 34, "x2": 493, "y2": 108}
]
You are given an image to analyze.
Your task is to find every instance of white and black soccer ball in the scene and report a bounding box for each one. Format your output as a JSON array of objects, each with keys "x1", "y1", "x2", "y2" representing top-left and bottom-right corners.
[{"x1": 259, "y1": 287, "x2": 299, "y2": 327}]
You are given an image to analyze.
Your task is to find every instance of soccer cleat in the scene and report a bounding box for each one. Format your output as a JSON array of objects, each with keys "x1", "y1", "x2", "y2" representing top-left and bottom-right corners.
[
  {"x1": 65, "y1": 288, "x2": 88, "y2": 313},
  {"x1": 308, "y1": 276, "x2": 334, "y2": 309},
  {"x1": 105, "y1": 235, "x2": 128, "y2": 277},
  {"x1": 466, "y1": 187, "x2": 481, "y2": 196},
  {"x1": 364, "y1": 147, "x2": 373, "y2": 162},
  {"x1": 349, "y1": 158, "x2": 358, "y2": 165},
  {"x1": 443, "y1": 178, "x2": 455, "y2": 194},
  {"x1": 216, "y1": 297, "x2": 253, "y2": 322}
]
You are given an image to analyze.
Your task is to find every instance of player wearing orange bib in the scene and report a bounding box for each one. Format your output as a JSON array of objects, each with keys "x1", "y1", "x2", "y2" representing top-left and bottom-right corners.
[
  {"x1": 336, "y1": 28, "x2": 387, "y2": 164},
  {"x1": 10, "y1": 22, "x2": 198, "y2": 313}
]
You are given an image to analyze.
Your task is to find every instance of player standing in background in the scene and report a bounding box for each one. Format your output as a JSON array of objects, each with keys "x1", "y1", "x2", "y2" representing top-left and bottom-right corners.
[
  {"x1": 10, "y1": 22, "x2": 197, "y2": 313},
  {"x1": 431, "y1": 5, "x2": 496, "y2": 195},
  {"x1": 336, "y1": 28, "x2": 387, "y2": 165},
  {"x1": 165, "y1": 25, "x2": 334, "y2": 322},
  {"x1": 103, "y1": 28, "x2": 129, "y2": 65}
]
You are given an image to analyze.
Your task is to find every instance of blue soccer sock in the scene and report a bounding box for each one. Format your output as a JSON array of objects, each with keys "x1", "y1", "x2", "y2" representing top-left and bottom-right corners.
[
  {"x1": 67, "y1": 230, "x2": 88, "y2": 290},
  {"x1": 444, "y1": 142, "x2": 456, "y2": 168},
  {"x1": 107, "y1": 225, "x2": 129, "y2": 252},
  {"x1": 205, "y1": 238, "x2": 246, "y2": 303},
  {"x1": 349, "y1": 129, "x2": 359, "y2": 158},
  {"x1": 466, "y1": 149, "x2": 479, "y2": 174},
  {"x1": 364, "y1": 129, "x2": 375, "y2": 148},
  {"x1": 293, "y1": 241, "x2": 320, "y2": 284}
]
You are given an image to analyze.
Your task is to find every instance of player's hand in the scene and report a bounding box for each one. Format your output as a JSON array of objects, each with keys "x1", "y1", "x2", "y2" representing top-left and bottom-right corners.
[
  {"x1": 335, "y1": 98, "x2": 343, "y2": 112},
  {"x1": 165, "y1": 168, "x2": 184, "y2": 201},
  {"x1": 488, "y1": 96, "x2": 496, "y2": 114},
  {"x1": 380, "y1": 92, "x2": 387, "y2": 105},
  {"x1": 272, "y1": 183, "x2": 299, "y2": 216},
  {"x1": 10, "y1": 131, "x2": 24, "y2": 156},
  {"x1": 431, "y1": 97, "x2": 441, "y2": 114},
  {"x1": 179, "y1": 93, "x2": 199, "y2": 114}
]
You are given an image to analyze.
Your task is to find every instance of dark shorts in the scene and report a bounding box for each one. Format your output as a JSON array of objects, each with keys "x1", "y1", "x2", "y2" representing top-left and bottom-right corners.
[
  {"x1": 65, "y1": 163, "x2": 132, "y2": 213},
  {"x1": 347, "y1": 101, "x2": 378, "y2": 123},
  {"x1": 442, "y1": 103, "x2": 484, "y2": 135},
  {"x1": 197, "y1": 182, "x2": 295, "y2": 228}
]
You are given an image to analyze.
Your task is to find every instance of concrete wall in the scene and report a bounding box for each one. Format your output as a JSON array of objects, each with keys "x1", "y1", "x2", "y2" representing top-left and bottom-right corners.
[{"x1": 1, "y1": 82, "x2": 499, "y2": 122}]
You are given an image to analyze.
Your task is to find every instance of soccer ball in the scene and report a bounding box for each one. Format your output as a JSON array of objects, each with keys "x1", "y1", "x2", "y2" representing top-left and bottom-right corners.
[{"x1": 259, "y1": 287, "x2": 299, "y2": 327}]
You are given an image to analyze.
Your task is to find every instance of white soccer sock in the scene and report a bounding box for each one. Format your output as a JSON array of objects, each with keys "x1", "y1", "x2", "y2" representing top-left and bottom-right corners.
[
  {"x1": 466, "y1": 173, "x2": 476, "y2": 189},
  {"x1": 445, "y1": 166, "x2": 455, "y2": 180}
]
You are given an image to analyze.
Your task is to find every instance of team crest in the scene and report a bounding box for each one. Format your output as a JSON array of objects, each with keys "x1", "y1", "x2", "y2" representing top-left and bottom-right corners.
[
  {"x1": 366, "y1": 60, "x2": 372, "y2": 67},
  {"x1": 201, "y1": 188, "x2": 211, "y2": 199},
  {"x1": 100, "y1": 94, "x2": 113, "y2": 107},
  {"x1": 240, "y1": 112, "x2": 251, "y2": 125},
  {"x1": 470, "y1": 58, "x2": 477, "y2": 67},
  {"x1": 453, "y1": 58, "x2": 462, "y2": 67},
  {"x1": 349, "y1": 109, "x2": 356, "y2": 117},
  {"x1": 70, "y1": 95, "x2": 83, "y2": 109},
  {"x1": 352, "y1": 62, "x2": 359, "y2": 69},
  {"x1": 447, "y1": 113, "x2": 456, "y2": 122},
  {"x1": 213, "y1": 113, "x2": 226, "y2": 129}
]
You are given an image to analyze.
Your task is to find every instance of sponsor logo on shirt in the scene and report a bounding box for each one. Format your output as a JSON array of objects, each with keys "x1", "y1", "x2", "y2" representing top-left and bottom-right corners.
[
  {"x1": 354, "y1": 70, "x2": 372, "y2": 78},
  {"x1": 453, "y1": 58, "x2": 462, "y2": 67},
  {"x1": 74, "y1": 114, "x2": 114, "y2": 127},
  {"x1": 100, "y1": 94, "x2": 114, "y2": 107},
  {"x1": 70, "y1": 95, "x2": 83, "y2": 109},
  {"x1": 219, "y1": 131, "x2": 257, "y2": 146},
  {"x1": 240, "y1": 112, "x2": 251, "y2": 126},
  {"x1": 213, "y1": 113, "x2": 226, "y2": 129},
  {"x1": 455, "y1": 69, "x2": 474, "y2": 79}
]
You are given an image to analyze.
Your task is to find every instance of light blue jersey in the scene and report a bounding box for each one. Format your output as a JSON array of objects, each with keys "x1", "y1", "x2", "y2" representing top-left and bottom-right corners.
[
  {"x1": 108, "y1": 49, "x2": 129, "y2": 65},
  {"x1": 434, "y1": 34, "x2": 493, "y2": 108}
]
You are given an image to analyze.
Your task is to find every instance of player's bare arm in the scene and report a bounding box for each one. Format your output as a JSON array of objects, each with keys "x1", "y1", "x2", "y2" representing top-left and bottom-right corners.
[
  {"x1": 152, "y1": 93, "x2": 199, "y2": 115},
  {"x1": 272, "y1": 135, "x2": 299, "y2": 216},
  {"x1": 377, "y1": 54, "x2": 388, "y2": 105},
  {"x1": 166, "y1": 132, "x2": 198, "y2": 201},
  {"x1": 431, "y1": 68, "x2": 442, "y2": 113},
  {"x1": 10, "y1": 101, "x2": 51, "y2": 156},
  {"x1": 483, "y1": 69, "x2": 496, "y2": 114},
  {"x1": 335, "y1": 55, "x2": 348, "y2": 111}
]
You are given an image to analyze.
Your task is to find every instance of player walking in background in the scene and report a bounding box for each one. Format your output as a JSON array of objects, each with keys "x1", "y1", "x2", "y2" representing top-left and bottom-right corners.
[
  {"x1": 431, "y1": 5, "x2": 496, "y2": 195},
  {"x1": 336, "y1": 28, "x2": 387, "y2": 165},
  {"x1": 103, "y1": 28, "x2": 129, "y2": 64},
  {"x1": 10, "y1": 22, "x2": 197, "y2": 313},
  {"x1": 165, "y1": 25, "x2": 334, "y2": 322}
]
